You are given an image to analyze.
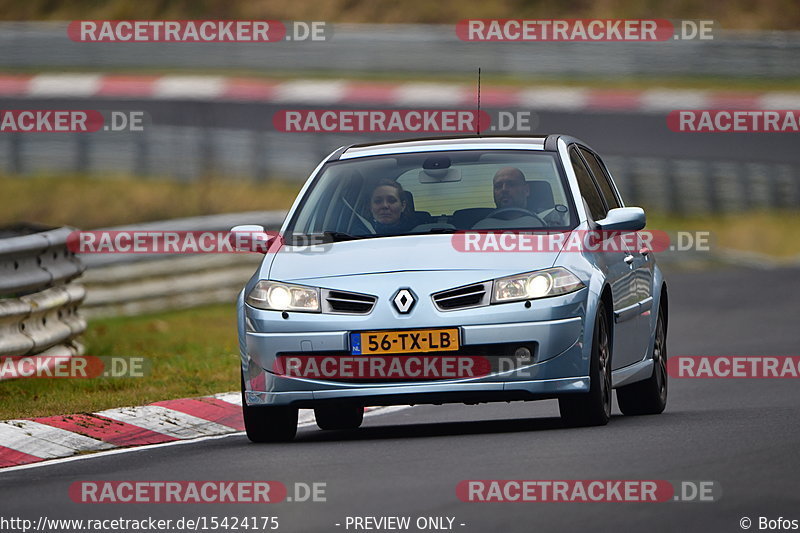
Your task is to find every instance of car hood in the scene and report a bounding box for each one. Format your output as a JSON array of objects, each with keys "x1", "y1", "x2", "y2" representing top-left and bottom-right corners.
[{"x1": 265, "y1": 234, "x2": 562, "y2": 282}]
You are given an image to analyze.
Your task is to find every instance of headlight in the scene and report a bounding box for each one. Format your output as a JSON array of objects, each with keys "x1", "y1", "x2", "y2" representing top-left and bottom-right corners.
[
  {"x1": 492, "y1": 268, "x2": 584, "y2": 303},
  {"x1": 246, "y1": 281, "x2": 320, "y2": 312}
]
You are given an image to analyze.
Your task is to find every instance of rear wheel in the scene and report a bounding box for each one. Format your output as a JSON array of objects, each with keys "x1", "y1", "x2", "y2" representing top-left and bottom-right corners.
[
  {"x1": 617, "y1": 304, "x2": 668, "y2": 415},
  {"x1": 241, "y1": 373, "x2": 298, "y2": 442},
  {"x1": 559, "y1": 301, "x2": 612, "y2": 427},
  {"x1": 314, "y1": 405, "x2": 364, "y2": 430}
]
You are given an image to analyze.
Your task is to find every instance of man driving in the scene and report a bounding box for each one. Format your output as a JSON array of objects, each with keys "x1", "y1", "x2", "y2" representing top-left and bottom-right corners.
[
  {"x1": 493, "y1": 167, "x2": 530, "y2": 209},
  {"x1": 472, "y1": 166, "x2": 560, "y2": 229}
]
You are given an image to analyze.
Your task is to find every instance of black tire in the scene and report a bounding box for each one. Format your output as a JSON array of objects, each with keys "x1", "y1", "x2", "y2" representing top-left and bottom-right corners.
[
  {"x1": 617, "y1": 304, "x2": 668, "y2": 415},
  {"x1": 314, "y1": 404, "x2": 364, "y2": 430},
  {"x1": 241, "y1": 373, "x2": 298, "y2": 442},
  {"x1": 559, "y1": 301, "x2": 612, "y2": 427}
]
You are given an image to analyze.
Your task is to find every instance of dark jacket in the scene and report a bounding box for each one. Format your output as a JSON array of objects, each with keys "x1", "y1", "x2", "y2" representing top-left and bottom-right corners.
[{"x1": 373, "y1": 215, "x2": 416, "y2": 235}]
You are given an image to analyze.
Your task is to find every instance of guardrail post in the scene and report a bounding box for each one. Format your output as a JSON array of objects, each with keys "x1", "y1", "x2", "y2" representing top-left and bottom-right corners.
[
  {"x1": 617, "y1": 158, "x2": 640, "y2": 207},
  {"x1": 74, "y1": 132, "x2": 90, "y2": 174},
  {"x1": 251, "y1": 129, "x2": 268, "y2": 181},
  {"x1": 768, "y1": 163, "x2": 782, "y2": 209},
  {"x1": 704, "y1": 161, "x2": 720, "y2": 214},
  {"x1": 737, "y1": 162, "x2": 752, "y2": 211},
  {"x1": 199, "y1": 127, "x2": 215, "y2": 179},
  {"x1": 8, "y1": 133, "x2": 23, "y2": 174},
  {"x1": 134, "y1": 129, "x2": 150, "y2": 176},
  {"x1": 667, "y1": 159, "x2": 684, "y2": 215},
  {"x1": 794, "y1": 164, "x2": 800, "y2": 209}
]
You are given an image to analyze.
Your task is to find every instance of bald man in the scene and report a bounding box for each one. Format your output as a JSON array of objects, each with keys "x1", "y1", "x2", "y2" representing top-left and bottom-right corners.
[{"x1": 492, "y1": 167, "x2": 530, "y2": 209}]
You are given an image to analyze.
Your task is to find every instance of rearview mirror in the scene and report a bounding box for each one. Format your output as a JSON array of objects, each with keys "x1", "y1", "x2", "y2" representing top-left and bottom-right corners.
[
  {"x1": 230, "y1": 224, "x2": 274, "y2": 253},
  {"x1": 595, "y1": 207, "x2": 646, "y2": 232},
  {"x1": 418, "y1": 168, "x2": 462, "y2": 183}
]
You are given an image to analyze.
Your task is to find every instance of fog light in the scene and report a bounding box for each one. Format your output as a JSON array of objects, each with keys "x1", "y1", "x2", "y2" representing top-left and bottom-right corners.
[{"x1": 514, "y1": 346, "x2": 532, "y2": 362}]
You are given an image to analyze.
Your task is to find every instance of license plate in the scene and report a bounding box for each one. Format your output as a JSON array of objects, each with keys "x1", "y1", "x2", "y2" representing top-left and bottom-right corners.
[{"x1": 351, "y1": 328, "x2": 459, "y2": 355}]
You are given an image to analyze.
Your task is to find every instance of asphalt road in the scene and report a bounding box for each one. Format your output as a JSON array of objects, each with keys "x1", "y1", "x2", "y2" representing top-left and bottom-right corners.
[{"x1": 1, "y1": 265, "x2": 799, "y2": 533}]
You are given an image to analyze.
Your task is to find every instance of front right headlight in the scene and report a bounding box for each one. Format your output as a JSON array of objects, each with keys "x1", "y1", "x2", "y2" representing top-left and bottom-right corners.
[
  {"x1": 491, "y1": 267, "x2": 585, "y2": 304},
  {"x1": 246, "y1": 280, "x2": 321, "y2": 312}
]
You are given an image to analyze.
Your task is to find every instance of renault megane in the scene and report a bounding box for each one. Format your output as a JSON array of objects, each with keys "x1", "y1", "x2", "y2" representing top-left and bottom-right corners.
[{"x1": 234, "y1": 135, "x2": 668, "y2": 442}]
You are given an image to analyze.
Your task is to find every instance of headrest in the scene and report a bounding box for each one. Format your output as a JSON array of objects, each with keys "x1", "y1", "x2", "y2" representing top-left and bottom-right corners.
[
  {"x1": 527, "y1": 180, "x2": 555, "y2": 212},
  {"x1": 402, "y1": 190, "x2": 415, "y2": 212}
]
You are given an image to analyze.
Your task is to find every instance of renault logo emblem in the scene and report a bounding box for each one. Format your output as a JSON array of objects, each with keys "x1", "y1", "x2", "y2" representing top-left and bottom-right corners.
[{"x1": 392, "y1": 288, "x2": 416, "y2": 314}]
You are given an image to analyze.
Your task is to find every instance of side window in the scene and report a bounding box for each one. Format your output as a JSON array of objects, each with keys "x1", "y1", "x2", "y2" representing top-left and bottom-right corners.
[
  {"x1": 579, "y1": 147, "x2": 621, "y2": 210},
  {"x1": 570, "y1": 148, "x2": 607, "y2": 221}
]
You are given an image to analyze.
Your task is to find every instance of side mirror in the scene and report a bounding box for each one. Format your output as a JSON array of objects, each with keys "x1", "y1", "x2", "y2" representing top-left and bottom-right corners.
[
  {"x1": 230, "y1": 224, "x2": 274, "y2": 253},
  {"x1": 596, "y1": 207, "x2": 646, "y2": 232}
]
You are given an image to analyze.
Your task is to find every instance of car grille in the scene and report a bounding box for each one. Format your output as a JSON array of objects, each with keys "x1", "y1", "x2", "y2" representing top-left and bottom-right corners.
[
  {"x1": 322, "y1": 289, "x2": 377, "y2": 314},
  {"x1": 432, "y1": 282, "x2": 491, "y2": 311}
]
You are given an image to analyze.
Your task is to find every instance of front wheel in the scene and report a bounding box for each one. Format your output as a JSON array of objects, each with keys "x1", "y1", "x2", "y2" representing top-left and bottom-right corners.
[
  {"x1": 241, "y1": 373, "x2": 298, "y2": 442},
  {"x1": 616, "y1": 304, "x2": 668, "y2": 415},
  {"x1": 559, "y1": 301, "x2": 612, "y2": 427}
]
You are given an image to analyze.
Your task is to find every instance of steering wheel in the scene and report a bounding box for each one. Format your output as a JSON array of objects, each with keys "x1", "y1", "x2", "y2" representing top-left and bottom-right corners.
[{"x1": 484, "y1": 207, "x2": 547, "y2": 227}]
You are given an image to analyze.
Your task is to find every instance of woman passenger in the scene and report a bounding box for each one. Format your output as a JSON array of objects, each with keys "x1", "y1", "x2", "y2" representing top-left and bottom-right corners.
[{"x1": 369, "y1": 179, "x2": 415, "y2": 235}]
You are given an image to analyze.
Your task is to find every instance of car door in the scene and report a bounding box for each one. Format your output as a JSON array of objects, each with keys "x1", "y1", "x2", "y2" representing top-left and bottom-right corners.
[
  {"x1": 579, "y1": 147, "x2": 654, "y2": 365},
  {"x1": 569, "y1": 146, "x2": 639, "y2": 371}
]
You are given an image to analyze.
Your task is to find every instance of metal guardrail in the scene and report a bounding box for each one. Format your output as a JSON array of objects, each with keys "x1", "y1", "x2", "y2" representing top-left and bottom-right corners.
[
  {"x1": 605, "y1": 156, "x2": 800, "y2": 214},
  {"x1": 79, "y1": 211, "x2": 286, "y2": 318},
  {"x1": 2, "y1": 23, "x2": 799, "y2": 78},
  {"x1": 0, "y1": 226, "x2": 86, "y2": 367}
]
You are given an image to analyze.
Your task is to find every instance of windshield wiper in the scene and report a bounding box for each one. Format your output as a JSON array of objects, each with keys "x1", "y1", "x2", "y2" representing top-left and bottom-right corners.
[
  {"x1": 317, "y1": 231, "x2": 367, "y2": 242},
  {"x1": 416, "y1": 227, "x2": 458, "y2": 234}
]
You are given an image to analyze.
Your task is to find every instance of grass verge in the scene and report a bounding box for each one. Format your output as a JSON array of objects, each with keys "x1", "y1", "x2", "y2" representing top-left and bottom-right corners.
[
  {"x1": 648, "y1": 211, "x2": 800, "y2": 259},
  {"x1": 0, "y1": 304, "x2": 239, "y2": 420},
  {"x1": 1, "y1": 173, "x2": 301, "y2": 229}
]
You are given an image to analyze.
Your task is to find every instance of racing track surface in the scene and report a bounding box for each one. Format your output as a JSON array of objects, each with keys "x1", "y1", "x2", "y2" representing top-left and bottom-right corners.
[{"x1": 1, "y1": 265, "x2": 799, "y2": 532}]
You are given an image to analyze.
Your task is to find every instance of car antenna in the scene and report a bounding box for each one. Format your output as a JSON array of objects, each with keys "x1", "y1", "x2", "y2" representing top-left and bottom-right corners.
[{"x1": 476, "y1": 67, "x2": 482, "y2": 137}]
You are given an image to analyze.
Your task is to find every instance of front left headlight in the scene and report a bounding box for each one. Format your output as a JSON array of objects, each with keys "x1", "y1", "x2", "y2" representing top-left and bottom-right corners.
[
  {"x1": 492, "y1": 267, "x2": 585, "y2": 304},
  {"x1": 246, "y1": 280, "x2": 321, "y2": 312}
]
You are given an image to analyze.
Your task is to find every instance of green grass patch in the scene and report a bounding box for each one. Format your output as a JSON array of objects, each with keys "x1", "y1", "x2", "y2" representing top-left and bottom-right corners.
[
  {"x1": 648, "y1": 210, "x2": 800, "y2": 259},
  {"x1": 0, "y1": 304, "x2": 240, "y2": 420},
  {"x1": 1, "y1": 173, "x2": 301, "y2": 229}
]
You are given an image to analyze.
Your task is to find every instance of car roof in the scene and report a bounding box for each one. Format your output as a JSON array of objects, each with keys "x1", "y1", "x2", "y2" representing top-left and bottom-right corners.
[{"x1": 334, "y1": 134, "x2": 590, "y2": 160}]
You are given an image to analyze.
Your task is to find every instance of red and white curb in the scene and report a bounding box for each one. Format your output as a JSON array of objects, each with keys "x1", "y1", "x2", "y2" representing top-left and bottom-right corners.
[
  {"x1": 0, "y1": 393, "x2": 398, "y2": 469},
  {"x1": 1, "y1": 73, "x2": 799, "y2": 112}
]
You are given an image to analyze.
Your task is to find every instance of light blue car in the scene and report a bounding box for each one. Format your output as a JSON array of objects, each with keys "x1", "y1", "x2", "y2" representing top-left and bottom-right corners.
[{"x1": 235, "y1": 135, "x2": 668, "y2": 442}]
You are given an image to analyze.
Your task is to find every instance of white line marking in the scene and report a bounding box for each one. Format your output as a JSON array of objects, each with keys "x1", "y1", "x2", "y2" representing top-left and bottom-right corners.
[
  {"x1": 394, "y1": 83, "x2": 468, "y2": 107},
  {"x1": 27, "y1": 74, "x2": 102, "y2": 98},
  {"x1": 272, "y1": 80, "x2": 347, "y2": 104},
  {"x1": 213, "y1": 391, "x2": 242, "y2": 406},
  {"x1": 153, "y1": 76, "x2": 226, "y2": 99},
  {"x1": 96, "y1": 405, "x2": 236, "y2": 439},
  {"x1": 759, "y1": 93, "x2": 800, "y2": 110},
  {"x1": 0, "y1": 420, "x2": 113, "y2": 459},
  {"x1": 517, "y1": 87, "x2": 588, "y2": 110},
  {"x1": 0, "y1": 405, "x2": 412, "y2": 473},
  {"x1": 640, "y1": 89, "x2": 710, "y2": 111}
]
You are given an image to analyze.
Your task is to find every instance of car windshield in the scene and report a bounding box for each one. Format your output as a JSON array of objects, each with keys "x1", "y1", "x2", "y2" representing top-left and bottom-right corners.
[{"x1": 285, "y1": 149, "x2": 576, "y2": 241}]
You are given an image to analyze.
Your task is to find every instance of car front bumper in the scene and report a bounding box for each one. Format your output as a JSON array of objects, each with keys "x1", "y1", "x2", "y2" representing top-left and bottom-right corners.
[{"x1": 240, "y1": 288, "x2": 591, "y2": 407}]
